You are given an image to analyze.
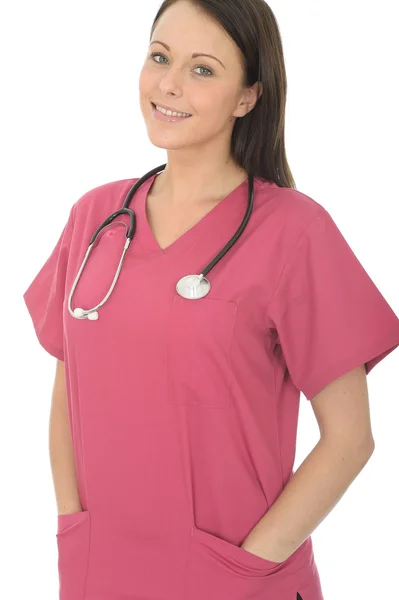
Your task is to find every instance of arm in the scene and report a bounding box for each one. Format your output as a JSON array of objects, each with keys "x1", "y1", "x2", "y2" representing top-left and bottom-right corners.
[
  {"x1": 241, "y1": 364, "x2": 375, "y2": 561},
  {"x1": 49, "y1": 359, "x2": 82, "y2": 515}
]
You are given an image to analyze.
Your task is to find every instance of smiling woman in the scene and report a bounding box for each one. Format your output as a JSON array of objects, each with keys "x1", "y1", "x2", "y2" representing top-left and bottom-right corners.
[
  {"x1": 138, "y1": 0, "x2": 269, "y2": 191},
  {"x1": 22, "y1": 1, "x2": 399, "y2": 600}
]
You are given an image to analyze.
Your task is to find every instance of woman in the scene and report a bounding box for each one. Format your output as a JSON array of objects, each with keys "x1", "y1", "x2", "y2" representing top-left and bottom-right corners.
[{"x1": 23, "y1": 1, "x2": 399, "y2": 599}]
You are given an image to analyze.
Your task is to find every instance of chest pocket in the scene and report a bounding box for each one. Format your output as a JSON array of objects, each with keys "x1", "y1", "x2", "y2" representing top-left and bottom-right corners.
[{"x1": 166, "y1": 294, "x2": 237, "y2": 408}]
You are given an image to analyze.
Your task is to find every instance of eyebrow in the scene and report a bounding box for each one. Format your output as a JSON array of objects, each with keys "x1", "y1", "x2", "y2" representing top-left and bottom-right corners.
[{"x1": 149, "y1": 40, "x2": 226, "y2": 69}]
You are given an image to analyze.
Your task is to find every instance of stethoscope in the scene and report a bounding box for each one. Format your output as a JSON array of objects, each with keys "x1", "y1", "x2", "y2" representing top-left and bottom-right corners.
[{"x1": 68, "y1": 163, "x2": 255, "y2": 320}]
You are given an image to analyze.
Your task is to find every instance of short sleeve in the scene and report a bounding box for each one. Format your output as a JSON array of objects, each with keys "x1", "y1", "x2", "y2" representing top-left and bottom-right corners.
[
  {"x1": 267, "y1": 208, "x2": 399, "y2": 401},
  {"x1": 23, "y1": 204, "x2": 76, "y2": 361}
]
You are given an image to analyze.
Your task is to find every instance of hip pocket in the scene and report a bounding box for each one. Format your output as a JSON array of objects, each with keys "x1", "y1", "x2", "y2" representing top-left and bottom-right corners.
[
  {"x1": 56, "y1": 509, "x2": 91, "y2": 600},
  {"x1": 166, "y1": 295, "x2": 237, "y2": 408},
  {"x1": 183, "y1": 523, "x2": 307, "y2": 600}
]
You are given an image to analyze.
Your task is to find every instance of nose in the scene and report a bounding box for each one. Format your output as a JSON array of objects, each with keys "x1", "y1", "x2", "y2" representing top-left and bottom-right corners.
[{"x1": 158, "y1": 67, "x2": 185, "y2": 97}]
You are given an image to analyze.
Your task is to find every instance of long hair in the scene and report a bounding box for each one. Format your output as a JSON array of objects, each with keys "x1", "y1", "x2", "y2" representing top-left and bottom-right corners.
[{"x1": 150, "y1": 0, "x2": 296, "y2": 189}]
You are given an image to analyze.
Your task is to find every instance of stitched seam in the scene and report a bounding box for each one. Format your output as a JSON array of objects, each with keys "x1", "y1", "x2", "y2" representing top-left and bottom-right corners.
[
  {"x1": 272, "y1": 352, "x2": 285, "y2": 490},
  {"x1": 263, "y1": 208, "x2": 326, "y2": 334},
  {"x1": 227, "y1": 301, "x2": 238, "y2": 408},
  {"x1": 82, "y1": 510, "x2": 91, "y2": 600}
]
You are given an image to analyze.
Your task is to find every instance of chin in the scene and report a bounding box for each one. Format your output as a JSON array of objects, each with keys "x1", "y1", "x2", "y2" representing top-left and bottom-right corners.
[{"x1": 145, "y1": 131, "x2": 189, "y2": 151}]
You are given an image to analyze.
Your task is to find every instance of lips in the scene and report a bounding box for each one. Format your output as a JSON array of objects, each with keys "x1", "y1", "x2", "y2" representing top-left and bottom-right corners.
[{"x1": 151, "y1": 102, "x2": 191, "y2": 116}]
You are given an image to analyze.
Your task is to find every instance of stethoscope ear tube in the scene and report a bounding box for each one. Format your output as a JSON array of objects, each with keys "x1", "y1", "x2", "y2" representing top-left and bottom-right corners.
[{"x1": 68, "y1": 233, "x2": 132, "y2": 321}]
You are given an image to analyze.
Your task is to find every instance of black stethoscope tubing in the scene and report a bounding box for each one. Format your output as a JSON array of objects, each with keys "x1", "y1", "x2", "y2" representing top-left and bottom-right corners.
[
  {"x1": 90, "y1": 163, "x2": 254, "y2": 279},
  {"x1": 68, "y1": 163, "x2": 254, "y2": 319}
]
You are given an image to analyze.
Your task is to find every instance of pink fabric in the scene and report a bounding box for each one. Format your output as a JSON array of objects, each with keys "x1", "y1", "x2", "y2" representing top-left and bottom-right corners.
[{"x1": 23, "y1": 174, "x2": 399, "y2": 600}]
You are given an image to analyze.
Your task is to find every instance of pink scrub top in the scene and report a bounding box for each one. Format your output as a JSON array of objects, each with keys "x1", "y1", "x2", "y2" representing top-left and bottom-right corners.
[{"x1": 23, "y1": 173, "x2": 399, "y2": 600}]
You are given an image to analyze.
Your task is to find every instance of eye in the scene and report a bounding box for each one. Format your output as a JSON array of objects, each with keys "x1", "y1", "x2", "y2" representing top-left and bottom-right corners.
[
  {"x1": 149, "y1": 52, "x2": 214, "y2": 77},
  {"x1": 194, "y1": 65, "x2": 214, "y2": 77},
  {"x1": 150, "y1": 51, "x2": 168, "y2": 65}
]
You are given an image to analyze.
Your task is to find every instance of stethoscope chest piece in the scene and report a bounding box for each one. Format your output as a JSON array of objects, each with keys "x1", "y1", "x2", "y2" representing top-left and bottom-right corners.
[{"x1": 176, "y1": 274, "x2": 211, "y2": 299}]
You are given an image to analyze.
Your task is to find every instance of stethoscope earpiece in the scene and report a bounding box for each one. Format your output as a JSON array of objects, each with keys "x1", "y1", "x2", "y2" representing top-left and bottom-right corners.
[
  {"x1": 68, "y1": 164, "x2": 255, "y2": 320},
  {"x1": 73, "y1": 307, "x2": 99, "y2": 320}
]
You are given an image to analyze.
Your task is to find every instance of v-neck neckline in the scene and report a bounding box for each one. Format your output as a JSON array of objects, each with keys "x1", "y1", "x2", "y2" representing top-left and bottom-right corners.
[{"x1": 131, "y1": 172, "x2": 252, "y2": 259}]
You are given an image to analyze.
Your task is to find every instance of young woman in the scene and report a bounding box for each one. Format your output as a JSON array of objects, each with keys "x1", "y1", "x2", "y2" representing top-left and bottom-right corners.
[{"x1": 23, "y1": 1, "x2": 399, "y2": 599}]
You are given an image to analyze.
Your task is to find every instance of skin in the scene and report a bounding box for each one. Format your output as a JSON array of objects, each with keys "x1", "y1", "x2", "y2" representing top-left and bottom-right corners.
[
  {"x1": 139, "y1": 0, "x2": 262, "y2": 208},
  {"x1": 50, "y1": 360, "x2": 82, "y2": 515},
  {"x1": 241, "y1": 364, "x2": 375, "y2": 562}
]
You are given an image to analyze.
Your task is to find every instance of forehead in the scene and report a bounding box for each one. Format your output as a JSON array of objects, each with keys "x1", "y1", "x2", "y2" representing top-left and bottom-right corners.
[{"x1": 151, "y1": 2, "x2": 239, "y2": 61}]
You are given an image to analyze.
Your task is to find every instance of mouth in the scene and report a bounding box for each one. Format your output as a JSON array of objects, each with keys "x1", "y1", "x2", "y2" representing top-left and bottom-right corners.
[{"x1": 151, "y1": 102, "x2": 192, "y2": 119}]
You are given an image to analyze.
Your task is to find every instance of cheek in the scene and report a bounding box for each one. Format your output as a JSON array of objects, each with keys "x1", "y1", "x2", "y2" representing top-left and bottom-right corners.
[
  {"x1": 138, "y1": 64, "x2": 158, "y2": 97},
  {"x1": 196, "y1": 87, "x2": 234, "y2": 116},
  {"x1": 138, "y1": 68, "x2": 149, "y2": 95},
  {"x1": 196, "y1": 98, "x2": 233, "y2": 129}
]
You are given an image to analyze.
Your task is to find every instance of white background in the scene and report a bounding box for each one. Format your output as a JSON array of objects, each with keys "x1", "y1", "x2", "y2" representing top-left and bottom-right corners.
[{"x1": 2, "y1": 1, "x2": 398, "y2": 599}]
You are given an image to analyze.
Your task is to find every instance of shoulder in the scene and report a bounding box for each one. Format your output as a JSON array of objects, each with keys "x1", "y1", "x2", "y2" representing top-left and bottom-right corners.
[
  {"x1": 71, "y1": 177, "x2": 140, "y2": 220},
  {"x1": 255, "y1": 177, "x2": 326, "y2": 224},
  {"x1": 254, "y1": 178, "x2": 330, "y2": 262}
]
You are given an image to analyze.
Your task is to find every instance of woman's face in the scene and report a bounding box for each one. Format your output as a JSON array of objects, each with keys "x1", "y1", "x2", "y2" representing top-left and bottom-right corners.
[{"x1": 139, "y1": 0, "x2": 255, "y2": 152}]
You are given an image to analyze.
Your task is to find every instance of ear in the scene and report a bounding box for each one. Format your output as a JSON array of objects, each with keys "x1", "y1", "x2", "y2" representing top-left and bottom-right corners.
[{"x1": 233, "y1": 81, "x2": 263, "y2": 118}]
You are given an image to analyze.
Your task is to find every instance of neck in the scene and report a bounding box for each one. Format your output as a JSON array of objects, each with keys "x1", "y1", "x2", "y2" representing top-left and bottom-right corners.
[{"x1": 153, "y1": 155, "x2": 248, "y2": 208}]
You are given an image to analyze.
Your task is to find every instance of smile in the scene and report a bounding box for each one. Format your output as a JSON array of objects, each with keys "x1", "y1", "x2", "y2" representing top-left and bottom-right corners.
[{"x1": 151, "y1": 102, "x2": 193, "y2": 123}]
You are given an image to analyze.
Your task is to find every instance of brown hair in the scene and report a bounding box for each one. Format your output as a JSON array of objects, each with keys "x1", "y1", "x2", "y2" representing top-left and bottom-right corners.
[{"x1": 150, "y1": 0, "x2": 296, "y2": 189}]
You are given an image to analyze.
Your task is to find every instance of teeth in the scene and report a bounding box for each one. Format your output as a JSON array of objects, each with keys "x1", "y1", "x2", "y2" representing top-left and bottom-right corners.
[{"x1": 155, "y1": 104, "x2": 191, "y2": 118}]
